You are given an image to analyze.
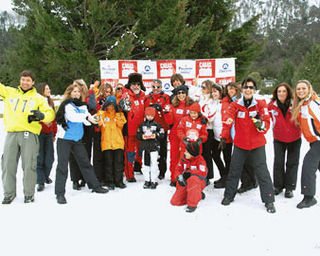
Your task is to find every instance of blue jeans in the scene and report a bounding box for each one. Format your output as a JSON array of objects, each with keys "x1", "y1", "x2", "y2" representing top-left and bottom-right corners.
[{"x1": 36, "y1": 133, "x2": 54, "y2": 184}]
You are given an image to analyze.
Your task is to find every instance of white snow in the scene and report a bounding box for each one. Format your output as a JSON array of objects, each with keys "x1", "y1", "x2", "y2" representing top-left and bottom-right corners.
[{"x1": 0, "y1": 114, "x2": 320, "y2": 256}]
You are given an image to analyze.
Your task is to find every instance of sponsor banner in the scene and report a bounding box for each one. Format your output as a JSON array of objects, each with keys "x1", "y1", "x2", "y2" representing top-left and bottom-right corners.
[
  {"x1": 138, "y1": 60, "x2": 157, "y2": 80},
  {"x1": 176, "y1": 60, "x2": 195, "y2": 79},
  {"x1": 162, "y1": 79, "x2": 173, "y2": 95},
  {"x1": 215, "y1": 58, "x2": 236, "y2": 78},
  {"x1": 118, "y1": 60, "x2": 138, "y2": 79},
  {"x1": 142, "y1": 79, "x2": 153, "y2": 92},
  {"x1": 157, "y1": 60, "x2": 176, "y2": 78},
  {"x1": 101, "y1": 79, "x2": 119, "y2": 89},
  {"x1": 215, "y1": 76, "x2": 235, "y2": 86},
  {"x1": 195, "y1": 59, "x2": 215, "y2": 78},
  {"x1": 99, "y1": 60, "x2": 119, "y2": 79}
]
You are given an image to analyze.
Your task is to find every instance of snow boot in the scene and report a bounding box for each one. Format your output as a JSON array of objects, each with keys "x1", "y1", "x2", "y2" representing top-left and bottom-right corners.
[
  {"x1": 143, "y1": 181, "x2": 151, "y2": 189},
  {"x1": 297, "y1": 196, "x2": 317, "y2": 209},
  {"x1": 265, "y1": 202, "x2": 276, "y2": 213},
  {"x1": 186, "y1": 206, "x2": 197, "y2": 213}
]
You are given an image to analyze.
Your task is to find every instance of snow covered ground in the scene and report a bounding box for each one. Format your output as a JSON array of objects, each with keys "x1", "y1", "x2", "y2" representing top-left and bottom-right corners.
[{"x1": 0, "y1": 118, "x2": 320, "y2": 256}]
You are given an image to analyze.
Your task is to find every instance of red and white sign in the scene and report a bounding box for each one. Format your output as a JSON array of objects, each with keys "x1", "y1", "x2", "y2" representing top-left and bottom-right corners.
[
  {"x1": 100, "y1": 58, "x2": 235, "y2": 88},
  {"x1": 157, "y1": 60, "x2": 176, "y2": 79},
  {"x1": 118, "y1": 60, "x2": 138, "y2": 79},
  {"x1": 195, "y1": 59, "x2": 215, "y2": 78}
]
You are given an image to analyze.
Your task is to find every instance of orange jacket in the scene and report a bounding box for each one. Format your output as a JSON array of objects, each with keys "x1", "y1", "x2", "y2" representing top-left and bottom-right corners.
[
  {"x1": 298, "y1": 94, "x2": 320, "y2": 143},
  {"x1": 97, "y1": 110, "x2": 126, "y2": 150}
]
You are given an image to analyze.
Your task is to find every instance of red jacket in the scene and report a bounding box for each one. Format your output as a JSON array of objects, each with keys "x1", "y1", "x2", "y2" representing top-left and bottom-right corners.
[
  {"x1": 164, "y1": 101, "x2": 192, "y2": 136},
  {"x1": 268, "y1": 100, "x2": 301, "y2": 143},
  {"x1": 177, "y1": 115, "x2": 208, "y2": 143},
  {"x1": 175, "y1": 155, "x2": 208, "y2": 179},
  {"x1": 122, "y1": 88, "x2": 145, "y2": 136},
  {"x1": 221, "y1": 96, "x2": 270, "y2": 150},
  {"x1": 144, "y1": 92, "x2": 171, "y2": 131}
]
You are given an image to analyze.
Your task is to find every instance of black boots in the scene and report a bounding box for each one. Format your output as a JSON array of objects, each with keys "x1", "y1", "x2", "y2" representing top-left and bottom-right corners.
[
  {"x1": 24, "y1": 195, "x2": 35, "y2": 203},
  {"x1": 115, "y1": 182, "x2": 127, "y2": 189},
  {"x1": 265, "y1": 202, "x2": 276, "y2": 213},
  {"x1": 186, "y1": 206, "x2": 197, "y2": 213},
  {"x1": 37, "y1": 184, "x2": 45, "y2": 192},
  {"x1": 127, "y1": 177, "x2": 137, "y2": 183},
  {"x1": 297, "y1": 196, "x2": 317, "y2": 209},
  {"x1": 214, "y1": 178, "x2": 226, "y2": 189},
  {"x1": 92, "y1": 186, "x2": 109, "y2": 193},
  {"x1": 237, "y1": 183, "x2": 258, "y2": 193},
  {"x1": 284, "y1": 189, "x2": 294, "y2": 198},
  {"x1": 73, "y1": 181, "x2": 81, "y2": 190},
  {"x1": 2, "y1": 196, "x2": 16, "y2": 204},
  {"x1": 56, "y1": 195, "x2": 67, "y2": 204},
  {"x1": 143, "y1": 181, "x2": 151, "y2": 189},
  {"x1": 274, "y1": 188, "x2": 283, "y2": 195},
  {"x1": 221, "y1": 197, "x2": 234, "y2": 206}
]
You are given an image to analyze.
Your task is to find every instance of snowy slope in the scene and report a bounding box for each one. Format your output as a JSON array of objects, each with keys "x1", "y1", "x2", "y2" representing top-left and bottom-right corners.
[{"x1": 0, "y1": 119, "x2": 319, "y2": 256}]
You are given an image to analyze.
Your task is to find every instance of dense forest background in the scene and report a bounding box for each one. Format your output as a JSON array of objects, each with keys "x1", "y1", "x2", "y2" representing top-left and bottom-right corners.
[{"x1": 0, "y1": 0, "x2": 319, "y2": 93}]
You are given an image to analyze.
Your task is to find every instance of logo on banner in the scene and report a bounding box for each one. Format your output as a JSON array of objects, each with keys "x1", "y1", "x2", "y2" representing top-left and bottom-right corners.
[
  {"x1": 101, "y1": 65, "x2": 116, "y2": 74},
  {"x1": 141, "y1": 65, "x2": 155, "y2": 76},
  {"x1": 219, "y1": 62, "x2": 232, "y2": 73},
  {"x1": 178, "y1": 65, "x2": 193, "y2": 75},
  {"x1": 197, "y1": 61, "x2": 213, "y2": 77},
  {"x1": 144, "y1": 65, "x2": 151, "y2": 72},
  {"x1": 158, "y1": 61, "x2": 176, "y2": 78},
  {"x1": 164, "y1": 82, "x2": 171, "y2": 90}
]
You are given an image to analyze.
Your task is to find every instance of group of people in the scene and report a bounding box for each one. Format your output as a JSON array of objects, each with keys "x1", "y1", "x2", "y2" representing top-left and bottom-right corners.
[{"x1": 0, "y1": 70, "x2": 319, "y2": 213}]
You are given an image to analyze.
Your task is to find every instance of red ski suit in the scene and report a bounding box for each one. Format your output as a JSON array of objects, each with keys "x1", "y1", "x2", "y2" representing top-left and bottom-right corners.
[
  {"x1": 170, "y1": 155, "x2": 207, "y2": 208},
  {"x1": 221, "y1": 97, "x2": 270, "y2": 150},
  {"x1": 164, "y1": 101, "x2": 192, "y2": 182},
  {"x1": 176, "y1": 115, "x2": 208, "y2": 158},
  {"x1": 122, "y1": 88, "x2": 145, "y2": 179}
]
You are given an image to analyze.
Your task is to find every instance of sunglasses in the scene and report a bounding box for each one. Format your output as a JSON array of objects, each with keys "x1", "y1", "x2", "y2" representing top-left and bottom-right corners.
[
  {"x1": 116, "y1": 87, "x2": 123, "y2": 91},
  {"x1": 152, "y1": 85, "x2": 161, "y2": 89},
  {"x1": 177, "y1": 91, "x2": 186, "y2": 95},
  {"x1": 243, "y1": 85, "x2": 255, "y2": 90},
  {"x1": 201, "y1": 86, "x2": 207, "y2": 89}
]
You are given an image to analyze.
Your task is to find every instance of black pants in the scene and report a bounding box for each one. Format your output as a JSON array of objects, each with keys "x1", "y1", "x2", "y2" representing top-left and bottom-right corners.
[
  {"x1": 212, "y1": 138, "x2": 232, "y2": 179},
  {"x1": 104, "y1": 149, "x2": 124, "y2": 185},
  {"x1": 224, "y1": 146, "x2": 274, "y2": 204},
  {"x1": 55, "y1": 139, "x2": 100, "y2": 196},
  {"x1": 240, "y1": 162, "x2": 257, "y2": 188},
  {"x1": 158, "y1": 132, "x2": 168, "y2": 177},
  {"x1": 69, "y1": 125, "x2": 94, "y2": 182},
  {"x1": 202, "y1": 130, "x2": 214, "y2": 180},
  {"x1": 301, "y1": 141, "x2": 320, "y2": 196},
  {"x1": 273, "y1": 138, "x2": 301, "y2": 191},
  {"x1": 93, "y1": 131, "x2": 105, "y2": 183}
]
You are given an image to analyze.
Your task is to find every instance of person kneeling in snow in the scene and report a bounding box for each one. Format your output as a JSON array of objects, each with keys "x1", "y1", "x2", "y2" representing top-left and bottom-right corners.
[{"x1": 170, "y1": 138, "x2": 207, "y2": 213}]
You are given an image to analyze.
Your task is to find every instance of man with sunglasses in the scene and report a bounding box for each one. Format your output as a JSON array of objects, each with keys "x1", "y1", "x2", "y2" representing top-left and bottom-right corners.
[
  {"x1": 220, "y1": 77, "x2": 276, "y2": 213},
  {"x1": 144, "y1": 79, "x2": 171, "y2": 180}
]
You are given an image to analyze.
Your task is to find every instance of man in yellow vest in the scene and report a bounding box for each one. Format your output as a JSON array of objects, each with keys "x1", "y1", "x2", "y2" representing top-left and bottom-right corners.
[{"x1": 0, "y1": 70, "x2": 55, "y2": 204}]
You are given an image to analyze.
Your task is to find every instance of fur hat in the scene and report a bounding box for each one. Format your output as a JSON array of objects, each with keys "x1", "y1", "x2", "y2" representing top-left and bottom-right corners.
[
  {"x1": 125, "y1": 72, "x2": 146, "y2": 91},
  {"x1": 145, "y1": 107, "x2": 156, "y2": 118}
]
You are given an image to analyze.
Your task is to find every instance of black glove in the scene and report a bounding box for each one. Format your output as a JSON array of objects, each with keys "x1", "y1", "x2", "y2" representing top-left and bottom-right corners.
[
  {"x1": 201, "y1": 117, "x2": 207, "y2": 125},
  {"x1": 28, "y1": 110, "x2": 45, "y2": 123},
  {"x1": 252, "y1": 117, "x2": 263, "y2": 131},
  {"x1": 177, "y1": 174, "x2": 187, "y2": 187},
  {"x1": 99, "y1": 98, "x2": 105, "y2": 106},
  {"x1": 152, "y1": 103, "x2": 162, "y2": 111},
  {"x1": 218, "y1": 138, "x2": 226, "y2": 150},
  {"x1": 182, "y1": 172, "x2": 191, "y2": 180}
]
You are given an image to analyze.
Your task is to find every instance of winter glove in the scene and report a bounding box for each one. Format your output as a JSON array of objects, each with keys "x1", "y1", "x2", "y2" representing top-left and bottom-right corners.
[
  {"x1": 177, "y1": 174, "x2": 187, "y2": 187},
  {"x1": 152, "y1": 103, "x2": 162, "y2": 111},
  {"x1": 218, "y1": 138, "x2": 226, "y2": 150},
  {"x1": 163, "y1": 104, "x2": 170, "y2": 113},
  {"x1": 201, "y1": 117, "x2": 207, "y2": 125},
  {"x1": 182, "y1": 172, "x2": 191, "y2": 180},
  {"x1": 28, "y1": 110, "x2": 45, "y2": 123},
  {"x1": 119, "y1": 98, "x2": 131, "y2": 112},
  {"x1": 251, "y1": 117, "x2": 263, "y2": 131},
  {"x1": 99, "y1": 98, "x2": 105, "y2": 106}
]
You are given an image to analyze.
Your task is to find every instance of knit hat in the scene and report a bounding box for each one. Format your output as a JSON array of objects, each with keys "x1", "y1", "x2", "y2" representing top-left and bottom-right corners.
[
  {"x1": 125, "y1": 72, "x2": 146, "y2": 91},
  {"x1": 145, "y1": 107, "x2": 156, "y2": 118},
  {"x1": 189, "y1": 102, "x2": 201, "y2": 113},
  {"x1": 102, "y1": 95, "x2": 117, "y2": 110},
  {"x1": 173, "y1": 84, "x2": 189, "y2": 95},
  {"x1": 185, "y1": 140, "x2": 200, "y2": 157}
]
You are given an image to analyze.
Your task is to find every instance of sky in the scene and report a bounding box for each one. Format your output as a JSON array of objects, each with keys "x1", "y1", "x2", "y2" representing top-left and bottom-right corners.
[{"x1": 0, "y1": 0, "x2": 320, "y2": 11}]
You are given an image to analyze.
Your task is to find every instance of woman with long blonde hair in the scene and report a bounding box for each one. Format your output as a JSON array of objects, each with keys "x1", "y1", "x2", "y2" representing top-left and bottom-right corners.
[{"x1": 291, "y1": 80, "x2": 320, "y2": 209}]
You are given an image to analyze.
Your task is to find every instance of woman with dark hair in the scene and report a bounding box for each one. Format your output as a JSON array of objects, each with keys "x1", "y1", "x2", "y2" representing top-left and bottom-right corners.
[
  {"x1": 164, "y1": 84, "x2": 194, "y2": 186},
  {"x1": 35, "y1": 83, "x2": 57, "y2": 192},
  {"x1": 268, "y1": 83, "x2": 301, "y2": 198},
  {"x1": 220, "y1": 77, "x2": 275, "y2": 213},
  {"x1": 291, "y1": 80, "x2": 320, "y2": 209}
]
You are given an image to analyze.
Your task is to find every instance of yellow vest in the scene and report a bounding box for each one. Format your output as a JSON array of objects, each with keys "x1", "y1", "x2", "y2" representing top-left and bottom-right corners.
[{"x1": 0, "y1": 83, "x2": 55, "y2": 135}]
